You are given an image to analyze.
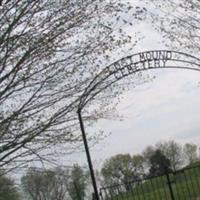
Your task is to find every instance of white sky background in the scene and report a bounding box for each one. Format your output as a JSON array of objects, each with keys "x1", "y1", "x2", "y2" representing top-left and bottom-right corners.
[
  {"x1": 65, "y1": 1, "x2": 200, "y2": 169},
  {"x1": 71, "y1": 69, "x2": 200, "y2": 169},
  {"x1": 11, "y1": 1, "x2": 200, "y2": 180},
  {"x1": 90, "y1": 69, "x2": 200, "y2": 165}
]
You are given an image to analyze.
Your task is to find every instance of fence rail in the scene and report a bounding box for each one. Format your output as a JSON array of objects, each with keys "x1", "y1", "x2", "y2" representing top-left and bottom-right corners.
[{"x1": 99, "y1": 165, "x2": 200, "y2": 200}]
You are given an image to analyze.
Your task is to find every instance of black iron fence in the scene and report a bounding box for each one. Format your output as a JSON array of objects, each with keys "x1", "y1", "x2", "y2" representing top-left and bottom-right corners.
[{"x1": 99, "y1": 165, "x2": 200, "y2": 200}]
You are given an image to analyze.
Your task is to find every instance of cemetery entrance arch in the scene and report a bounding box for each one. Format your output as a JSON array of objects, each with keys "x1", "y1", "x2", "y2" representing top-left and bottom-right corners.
[{"x1": 77, "y1": 50, "x2": 200, "y2": 200}]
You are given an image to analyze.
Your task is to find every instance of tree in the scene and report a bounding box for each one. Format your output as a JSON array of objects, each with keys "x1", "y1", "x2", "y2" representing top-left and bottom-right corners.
[
  {"x1": 101, "y1": 154, "x2": 133, "y2": 187},
  {"x1": 149, "y1": 149, "x2": 172, "y2": 177},
  {"x1": 68, "y1": 165, "x2": 87, "y2": 200},
  {"x1": 101, "y1": 154, "x2": 144, "y2": 190},
  {"x1": 21, "y1": 165, "x2": 88, "y2": 200},
  {"x1": 132, "y1": 154, "x2": 145, "y2": 178},
  {"x1": 0, "y1": 0, "x2": 145, "y2": 170},
  {"x1": 142, "y1": 145, "x2": 155, "y2": 169},
  {"x1": 21, "y1": 167, "x2": 70, "y2": 200},
  {"x1": 146, "y1": 0, "x2": 200, "y2": 53},
  {"x1": 0, "y1": 172, "x2": 21, "y2": 200},
  {"x1": 156, "y1": 140, "x2": 183, "y2": 171},
  {"x1": 183, "y1": 143, "x2": 198, "y2": 165}
]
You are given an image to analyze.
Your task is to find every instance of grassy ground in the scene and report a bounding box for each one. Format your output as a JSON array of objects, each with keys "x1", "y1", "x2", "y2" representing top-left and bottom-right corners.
[{"x1": 104, "y1": 165, "x2": 200, "y2": 200}]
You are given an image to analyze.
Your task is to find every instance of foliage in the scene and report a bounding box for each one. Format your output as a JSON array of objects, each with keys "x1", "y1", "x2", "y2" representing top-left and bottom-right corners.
[
  {"x1": 0, "y1": 173, "x2": 21, "y2": 200},
  {"x1": 142, "y1": 145, "x2": 155, "y2": 168},
  {"x1": 21, "y1": 167, "x2": 70, "y2": 200},
  {"x1": 101, "y1": 141, "x2": 198, "y2": 186},
  {"x1": 132, "y1": 154, "x2": 145, "y2": 177},
  {"x1": 183, "y1": 143, "x2": 198, "y2": 165},
  {"x1": 145, "y1": 0, "x2": 200, "y2": 53},
  {"x1": 102, "y1": 165, "x2": 200, "y2": 200},
  {"x1": 0, "y1": 0, "x2": 146, "y2": 170},
  {"x1": 156, "y1": 140, "x2": 183, "y2": 171},
  {"x1": 21, "y1": 165, "x2": 88, "y2": 200},
  {"x1": 68, "y1": 165, "x2": 87, "y2": 200},
  {"x1": 101, "y1": 154, "x2": 145, "y2": 189},
  {"x1": 149, "y1": 149, "x2": 172, "y2": 176}
]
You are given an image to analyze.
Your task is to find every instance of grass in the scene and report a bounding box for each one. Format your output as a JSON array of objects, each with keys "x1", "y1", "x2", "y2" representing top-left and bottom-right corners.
[{"x1": 103, "y1": 165, "x2": 200, "y2": 200}]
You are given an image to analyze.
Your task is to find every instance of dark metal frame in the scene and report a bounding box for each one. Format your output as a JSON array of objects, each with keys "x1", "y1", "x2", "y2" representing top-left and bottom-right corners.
[
  {"x1": 99, "y1": 165, "x2": 200, "y2": 200},
  {"x1": 77, "y1": 50, "x2": 200, "y2": 200},
  {"x1": 77, "y1": 109, "x2": 100, "y2": 200}
]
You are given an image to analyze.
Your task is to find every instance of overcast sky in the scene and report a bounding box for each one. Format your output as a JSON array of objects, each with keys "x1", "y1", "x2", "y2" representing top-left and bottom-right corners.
[
  {"x1": 11, "y1": 1, "x2": 200, "y2": 180},
  {"x1": 68, "y1": 68, "x2": 200, "y2": 169},
  {"x1": 65, "y1": 5, "x2": 200, "y2": 169}
]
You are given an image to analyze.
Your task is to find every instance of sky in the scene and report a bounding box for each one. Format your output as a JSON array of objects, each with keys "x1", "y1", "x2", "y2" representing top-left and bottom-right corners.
[
  {"x1": 10, "y1": 1, "x2": 200, "y2": 182},
  {"x1": 91, "y1": 69, "x2": 200, "y2": 164},
  {"x1": 69, "y1": 68, "x2": 200, "y2": 170},
  {"x1": 65, "y1": 2, "x2": 200, "y2": 170}
]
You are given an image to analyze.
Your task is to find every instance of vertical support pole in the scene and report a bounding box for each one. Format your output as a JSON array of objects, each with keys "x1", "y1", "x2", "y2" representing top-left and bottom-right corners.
[
  {"x1": 77, "y1": 110, "x2": 100, "y2": 200},
  {"x1": 165, "y1": 170, "x2": 175, "y2": 200}
]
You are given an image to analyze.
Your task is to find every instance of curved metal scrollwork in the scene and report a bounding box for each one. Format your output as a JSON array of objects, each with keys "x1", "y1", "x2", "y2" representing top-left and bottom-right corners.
[{"x1": 78, "y1": 50, "x2": 200, "y2": 109}]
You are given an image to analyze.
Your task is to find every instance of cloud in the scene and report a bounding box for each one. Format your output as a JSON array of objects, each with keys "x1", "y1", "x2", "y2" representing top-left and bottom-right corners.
[
  {"x1": 88, "y1": 68, "x2": 200, "y2": 165},
  {"x1": 63, "y1": 1, "x2": 200, "y2": 167}
]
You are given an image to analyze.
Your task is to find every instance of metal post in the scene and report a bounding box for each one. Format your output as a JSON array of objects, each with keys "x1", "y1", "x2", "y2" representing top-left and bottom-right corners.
[
  {"x1": 77, "y1": 110, "x2": 100, "y2": 200},
  {"x1": 165, "y1": 170, "x2": 175, "y2": 200}
]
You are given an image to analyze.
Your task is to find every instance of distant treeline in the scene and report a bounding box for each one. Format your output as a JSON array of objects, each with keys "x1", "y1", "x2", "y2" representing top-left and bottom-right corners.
[
  {"x1": 1, "y1": 140, "x2": 199, "y2": 200},
  {"x1": 100, "y1": 140, "x2": 199, "y2": 187}
]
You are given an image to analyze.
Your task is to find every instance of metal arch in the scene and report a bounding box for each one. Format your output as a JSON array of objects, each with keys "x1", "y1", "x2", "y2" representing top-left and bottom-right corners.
[
  {"x1": 77, "y1": 50, "x2": 200, "y2": 200},
  {"x1": 78, "y1": 50, "x2": 200, "y2": 110}
]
